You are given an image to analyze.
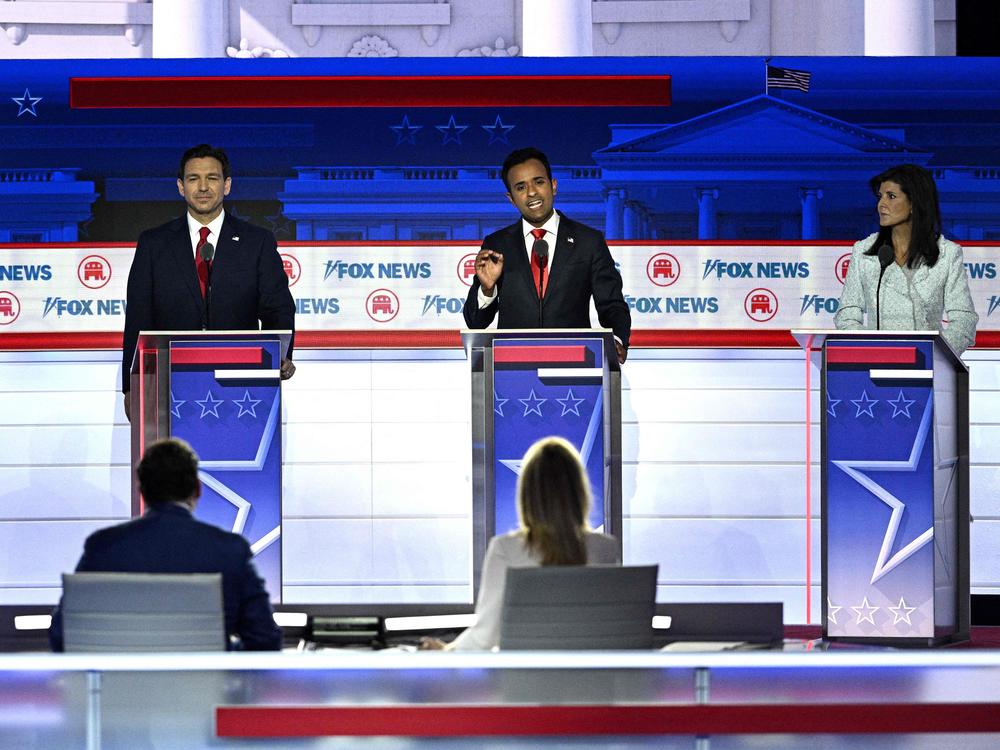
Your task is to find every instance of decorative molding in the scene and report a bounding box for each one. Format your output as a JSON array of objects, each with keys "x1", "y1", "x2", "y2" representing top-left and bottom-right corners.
[
  {"x1": 0, "y1": 0, "x2": 151, "y2": 46},
  {"x1": 457, "y1": 37, "x2": 518, "y2": 57},
  {"x1": 592, "y1": 0, "x2": 750, "y2": 45},
  {"x1": 291, "y1": 0, "x2": 450, "y2": 48},
  {"x1": 347, "y1": 34, "x2": 398, "y2": 57},
  {"x1": 226, "y1": 38, "x2": 290, "y2": 58}
]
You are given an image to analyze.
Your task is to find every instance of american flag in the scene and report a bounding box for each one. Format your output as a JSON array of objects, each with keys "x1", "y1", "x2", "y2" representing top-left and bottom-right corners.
[{"x1": 766, "y1": 65, "x2": 811, "y2": 93}]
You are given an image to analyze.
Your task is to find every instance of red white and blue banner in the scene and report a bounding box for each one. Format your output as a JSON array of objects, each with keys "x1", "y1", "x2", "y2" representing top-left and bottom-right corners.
[{"x1": 2, "y1": 242, "x2": 999, "y2": 339}]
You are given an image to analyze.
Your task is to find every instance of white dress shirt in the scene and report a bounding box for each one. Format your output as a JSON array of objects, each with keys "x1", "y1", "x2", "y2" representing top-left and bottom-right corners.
[
  {"x1": 186, "y1": 210, "x2": 226, "y2": 259},
  {"x1": 477, "y1": 213, "x2": 560, "y2": 308}
]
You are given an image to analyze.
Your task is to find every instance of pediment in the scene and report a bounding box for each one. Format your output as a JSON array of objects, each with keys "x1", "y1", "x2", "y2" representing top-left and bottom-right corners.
[{"x1": 596, "y1": 95, "x2": 925, "y2": 158}]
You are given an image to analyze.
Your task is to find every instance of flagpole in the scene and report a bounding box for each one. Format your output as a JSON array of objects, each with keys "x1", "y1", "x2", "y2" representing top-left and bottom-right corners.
[{"x1": 764, "y1": 57, "x2": 771, "y2": 96}]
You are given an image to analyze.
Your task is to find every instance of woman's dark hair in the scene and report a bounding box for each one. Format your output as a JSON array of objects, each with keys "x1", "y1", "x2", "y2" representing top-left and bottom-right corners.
[
  {"x1": 517, "y1": 436, "x2": 591, "y2": 566},
  {"x1": 866, "y1": 164, "x2": 942, "y2": 268}
]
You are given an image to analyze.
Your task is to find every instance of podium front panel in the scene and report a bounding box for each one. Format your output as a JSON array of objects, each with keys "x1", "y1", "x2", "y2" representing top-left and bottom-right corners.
[
  {"x1": 824, "y1": 338, "x2": 937, "y2": 639},
  {"x1": 167, "y1": 338, "x2": 284, "y2": 602},
  {"x1": 491, "y1": 337, "x2": 607, "y2": 534}
]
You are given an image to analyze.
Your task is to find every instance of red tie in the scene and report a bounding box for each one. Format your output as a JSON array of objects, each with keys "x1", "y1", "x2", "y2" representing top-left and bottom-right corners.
[
  {"x1": 530, "y1": 227, "x2": 548, "y2": 298},
  {"x1": 195, "y1": 226, "x2": 211, "y2": 299}
]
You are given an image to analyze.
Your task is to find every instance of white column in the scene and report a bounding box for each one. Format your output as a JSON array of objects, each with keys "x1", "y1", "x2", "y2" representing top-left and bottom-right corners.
[
  {"x1": 623, "y1": 201, "x2": 640, "y2": 240},
  {"x1": 696, "y1": 188, "x2": 719, "y2": 240},
  {"x1": 605, "y1": 189, "x2": 625, "y2": 240},
  {"x1": 864, "y1": 0, "x2": 934, "y2": 55},
  {"x1": 153, "y1": 0, "x2": 228, "y2": 58},
  {"x1": 522, "y1": 0, "x2": 593, "y2": 56},
  {"x1": 800, "y1": 188, "x2": 823, "y2": 240}
]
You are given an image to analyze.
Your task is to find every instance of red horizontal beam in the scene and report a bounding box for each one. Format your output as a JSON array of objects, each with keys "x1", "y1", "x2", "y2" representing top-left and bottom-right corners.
[
  {"x1": 170, "y1": 347, "x2": 264, "y2": 365},
  {"x1": 826, "y1": 346, "x2": 918, "y2": 365},
  {"x1": 3, "y1": 330, "x2": 1000, "y2": 352},
  {"x1": 69, "y1": 75, "x2": 671, "y2": 109},
  {"x1": 495, "y1": 345, "x2": 588, "y2": 364},
  {"x1": 215, "y1": 703, "x2": 1000, "y2": 738}
]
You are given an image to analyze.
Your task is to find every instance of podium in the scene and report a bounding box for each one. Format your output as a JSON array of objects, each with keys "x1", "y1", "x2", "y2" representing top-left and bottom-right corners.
[
  {"x1": 462, "y1": 329, "x2": 623, "y2": 592},
  {"x1": 129, "y1": 329, "x2": 292, "y2": 602},
  {"x1": 809, "y1": 330, "x2": 969, "y2": 644}
]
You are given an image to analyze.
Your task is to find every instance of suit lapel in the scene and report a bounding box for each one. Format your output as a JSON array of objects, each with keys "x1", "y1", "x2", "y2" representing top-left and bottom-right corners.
[
  {"x1": 167, "y1": 216, "x2": 204, "y2": 312},
  {"x1": 503, "y1": 222, "x2": 538, "y2": 301},
  {"x1": 544, "y1": 214, "x2": 574, "y2": 303}
]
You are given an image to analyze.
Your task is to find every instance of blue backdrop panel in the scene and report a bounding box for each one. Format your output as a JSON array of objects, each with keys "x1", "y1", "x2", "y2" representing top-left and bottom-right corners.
[
  {"x1": 824, "y1": 339, "x2": 936, "y2": 639},
  {"x1": 168, "y1": 339, "x2": 283, "y2": 602},
  {"x1": 492, "y1": 337, "x2": 606, "y2": 535}
]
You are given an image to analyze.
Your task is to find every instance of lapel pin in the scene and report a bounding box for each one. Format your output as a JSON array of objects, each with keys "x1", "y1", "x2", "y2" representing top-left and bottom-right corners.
[
  {"x1": 567, "y1": 237, "x2": 575, "y2": 243},
  {"x1": 231, "y1": 236, "x2": 240, "y2": 241}
]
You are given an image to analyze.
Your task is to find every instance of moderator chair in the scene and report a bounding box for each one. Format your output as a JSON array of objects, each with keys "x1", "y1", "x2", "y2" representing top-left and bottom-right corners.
[
  {"x1": 61, "y1": 572, "x2": 225, "y2": 652},
  {"x1": 498, "y1": 565, "x2": 658, "y2": 650}
]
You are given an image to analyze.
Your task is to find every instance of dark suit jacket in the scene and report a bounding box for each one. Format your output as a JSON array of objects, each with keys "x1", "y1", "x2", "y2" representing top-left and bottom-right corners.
[
  {"x1": 48, "y1": 504, "x2": 282, "y2": 651},
  {"x1": 462, "y1": 212, "x2": 631, "y2": 347},
  {"x1": 121, "y1": 212, "x2": 295, "y2": 392}
]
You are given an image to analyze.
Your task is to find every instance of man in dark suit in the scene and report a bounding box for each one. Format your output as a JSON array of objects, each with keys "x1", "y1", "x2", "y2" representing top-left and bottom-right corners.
[
  {"x1": 463, "y1": 147, "x2": 631, "y2": 363},
  {"x1": 121, "y1": 144, "x2": 295, "y2": 419},
  {"x1": 49, "y1": 438, "x2": 282, "y2": 651}
]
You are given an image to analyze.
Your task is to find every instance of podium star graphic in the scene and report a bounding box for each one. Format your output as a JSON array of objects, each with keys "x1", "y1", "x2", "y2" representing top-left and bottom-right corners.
[
  {"x1": 195, "y1": 390, "x2": 224, "y2": 418},
  {"x1": 233, "y1": 390, "x2": 262, "y2": 418},
  {"x1": 888, "y1": 390, "x2": 916, "y2": 418},
  {"x1": 832, "y1": 394, "x2": 934, "y2": 584},
  {"x1": 170, "y1": 390, "x2": 186, "y2": 419},
  {"x1": 888, "y1": 597, "x2": 917, "y2": 625},
  {"x1": 851, "y1": 596, "x2": 879, "y2": 625},
  {"x1": 826, "y1": 597, "x2": 842, "y2": 625},
  {"x1": 556, "y1": 388, "x2": 585, "y2": 417},
  {"x1": 851, "y1": 390, "x2": 878, "y2": 418},
  {"x1": 519, "y1": 389, "x2": 546, "y2": 417},
  {"x1": 827, "y1": 394, "x2": 841, "y2": 418},
  {"x1": 481, "y1": 115, "x2": 515, "y2": 145},
  {"x1": 493, "y1": 390, "x2": 508, "y2": 417}
]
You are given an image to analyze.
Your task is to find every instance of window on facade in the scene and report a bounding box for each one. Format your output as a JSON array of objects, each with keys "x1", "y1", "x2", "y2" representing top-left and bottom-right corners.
[{"x1": 10, "y1": 231, "x2": 46, "y2": 243}]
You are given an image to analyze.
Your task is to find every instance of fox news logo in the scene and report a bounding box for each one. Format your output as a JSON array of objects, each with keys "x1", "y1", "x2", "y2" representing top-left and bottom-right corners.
[
  {"x1": 295, "y1": 297, "x2": 339, "y2": 315},
  {"x1": 988, "y1": 296, "x2": 1000, "y2": 317},
  {"x1": 800, "y1": 295, "x2": 840, "y2": 315},
  {"x1": 625, "y1": 295, "x2": 719, "y2": 314},
  {"x1": 0, "y1": 264, "x2": 52, "y2": 282},
  {"x1": 324, "y1": 260, "x2": 431, "y2": 281},
  {"x1": 43, "y1": 297, "x2": 126, "y2": 317},
  {"x1": 965, "y1": 262, "x2": 996, "y2": 280},
  {"x1": 422, "y1": 295, "x2": 464, "y2": 315},
  {"x1": 702, "y1": 259, "x2": 809, "y2": 280}
]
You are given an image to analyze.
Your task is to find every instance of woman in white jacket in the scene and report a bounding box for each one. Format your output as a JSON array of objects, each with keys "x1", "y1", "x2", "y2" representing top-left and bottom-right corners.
[
  {"x1": 424, "y1": 436, "x2": 620, "y2": 651},
  {"x1": 835, "y1": 164, "x2": 978, "y2": 355}
]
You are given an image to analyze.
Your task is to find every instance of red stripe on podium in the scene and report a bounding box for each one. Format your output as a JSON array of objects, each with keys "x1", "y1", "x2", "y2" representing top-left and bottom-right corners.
[
  {"x1": 69, "y1": 75, "x2": 671, "y2": 109},
  {"x1": 215, "y1": 703, "x2": 1000, "y2": 738},
  {"x1": 826, "y1": 346, "x2": 917, "y2": 365},
  {"x1": 170, "y1": 347, "x2": 263, "y2": 365},
  {"x1": 494, "y1": 345, "x2": 588, "y2": 364}
]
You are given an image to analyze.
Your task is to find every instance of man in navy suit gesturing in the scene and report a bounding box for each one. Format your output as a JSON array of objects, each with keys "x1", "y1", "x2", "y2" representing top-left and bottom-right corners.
[
  {"x1": 121, "y1": 144, "x2": 295, "y2": 419},
  {"x1": 463, "y1": 147, "x2": 631, "y2": 363}
]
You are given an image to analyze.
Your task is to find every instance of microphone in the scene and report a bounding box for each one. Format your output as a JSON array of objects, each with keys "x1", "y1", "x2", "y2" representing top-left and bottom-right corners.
[
  {"x1": 532, "y1": 238, "x2": 549, "y2": 327},
  {"x1": 875, "y1": 243, "x2": 893, "y2": 330},
  {"x1": 200, "y1": 242, "x2": 215, "y2": 329}
]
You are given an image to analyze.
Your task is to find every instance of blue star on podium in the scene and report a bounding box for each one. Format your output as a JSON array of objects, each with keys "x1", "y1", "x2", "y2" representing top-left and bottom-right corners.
[
  {"x1": 493, "y1": 390, "x2": 508, "y2": 417},
  {"x1": 850, "y1": 390, "x2": 878, "y2": 418},
  {"x1": 556, "y1": 388, "x2": 585, "y2": 417},
  {"x1": 827, "y1": 394, "x2": 841, "y2": 418},
  {"x1": 195, "y1": 390, "x2": 224, "y2": 418},
  {"x1": 519, "y1": 389, "x2": 546, "y2": 417},
  {"x1": 170, "y1": 391, "x2": 186, "y2": 419},
  {"x1": 233, "y1": 390, "x2": 262, "y2": 418},
  {"x1": 888, "y1": 390, "x2": 916, "y2": 418}
]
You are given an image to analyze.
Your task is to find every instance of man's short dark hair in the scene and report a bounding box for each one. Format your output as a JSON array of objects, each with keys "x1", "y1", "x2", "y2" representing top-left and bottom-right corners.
[
  {"x1": 178, "y1": 144, "x2": 232, "y2": 180},
  {"x1": 137, "y1": 438, "x2": 199, "y2": 507},
  {"x1": 501, "y1": 147, "x2": 552, "y2": 191}
]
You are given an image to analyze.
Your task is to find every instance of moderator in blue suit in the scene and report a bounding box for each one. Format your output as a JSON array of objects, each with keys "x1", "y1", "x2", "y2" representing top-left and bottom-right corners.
[
  {"x1": 463, "y1": 147, "x2": 631, "y2": 363},
  {"x1": 49, "y1": 438, "x2": 282, "y2": 651},
  {"x1": 121, "y1": 144, "x2": 296, "y2": 414}
]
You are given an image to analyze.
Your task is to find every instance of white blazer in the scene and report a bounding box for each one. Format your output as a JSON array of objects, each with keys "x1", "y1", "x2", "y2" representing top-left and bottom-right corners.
[
  {"x1": 449, "y1": 530, "x2": 621, "y2": 651},
  {"x1": 834, "y1": 233, "x2": 979, "y2": 355}
]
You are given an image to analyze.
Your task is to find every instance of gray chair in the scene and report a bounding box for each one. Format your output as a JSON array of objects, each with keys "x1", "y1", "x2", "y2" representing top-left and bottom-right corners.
[
  {"x1": 61, "y1": 572, "x2": 225, "y2": 652},
  {"x1": 499, "y1": 565, "x2": 658, "y2": 650}
]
